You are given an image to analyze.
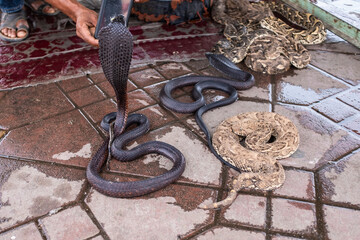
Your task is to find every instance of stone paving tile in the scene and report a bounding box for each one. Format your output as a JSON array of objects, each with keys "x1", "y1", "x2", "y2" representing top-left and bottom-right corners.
[
  {"x1": 96, "y1": 81, "x2": 115, "y2": 98},
  {"x1": 270, "y1": 235, "x2": 305, "y2": 240},
  {"x1": 97, "y1": 80, "x2": 137, "y2": 98},
  {"x1": 273, "y1": 169, "x2": 315, "y2": 201},
  {"x1": 340, "y1": 114, "x2": 360, "y2": 135},
  {"x1": 201, "y1": 101, "x2": 270, "y2": 135},
  {"x1": 275, "y1": 67, "x2": 348, "y2": 105},
  {"x1": 135, "y1": 104, "x2": 176, "y2": 130},
  {"x1": 57, "y1": 76, "x2": 92, "y2": 92},
  {"x1": 109, "y1": 123, "x2": 222, "y2": 186},
  {"x1": 0, "y1": 223, "x2": 43, "y2": 240},
  {"x1": 337, "y1": 88, "x2": 360, "y2": 110},
  {"x1": 323, "y1": 205, "x2": 360, "y2": 240},
  {"x1": 127, "y1": 89, "x2": 157, "y2": 112},
  {"x1": 238, "y1": 72, "x2": 272, "y2": 101},
  {"x1": 271, "y1": 198, "x2": 316, "y2": 236},
  {"x1": 90, "y1": 236, "x2": 104, "y2": 240},
  {"x1": 0, "y1": 83, "x2": 73, "y2": 130},
  {"x1": 220, "y1": 194, "x2": 267, "y2": 228},
  {"x1": 274, "y1": 104, "x2": 360, "y2": 170},
  {"x1": 194, "y1": 226, "x2": 266, "y2": 240},
  {"x1": 89, "y1": 72, "x2": 107, "y2": 83},
  {"x1": 181, "y1": 116, "x2": 207, "y2": 141},
  {"x1": 143, "y1": 80, "x2": 185, "y2": 101},
  {"x1": 200, "y1": 66, "x2": 227, "y2": 78},
  {"x1": 155, "y1": 62, "x2": 192, "y2": 79},
  {"x1": 312, "y1": 98, "x2": 358, "y2": 122},
  {"x1": 319, "y1": 150, "x2": 360, "y2": 207},
  {"x1": 129, "y1": 68, "x2": 166, "y2": 87},
  {"x1": 67, "y1": 85, "x2": 106, "y2": 107},
  {"x1": 184, "y1": 59, "x2": 210, "y2": 71},
  {"x1": 82, "y1": 99, "x2": 117, "y2": 124},
  {"x1": 0, "y1": 110, "x2": 103, "y2": 167},
  {"x1": 310, "y1": 51, "x2": 360, "y2": 86},
  {"x1": 0, "y1": 158, "x2": 85, "y2": 231},
  {"x1": 40, "y1": 206, "x2": 99, "y2": 240},
  {"x1": 307, "y1": 42, "x2": 360, "y2": 54},
  {"x1": 0, "y1": 91, "x2": 6, "y2": 100},
  {"x1": 86, "y1": 180, "x2": 215, "y2": 240}
]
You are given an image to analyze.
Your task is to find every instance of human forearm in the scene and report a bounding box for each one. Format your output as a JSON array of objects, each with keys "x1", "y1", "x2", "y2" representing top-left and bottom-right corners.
[
  {"x1": 45, "y1": 0, "x2": 99, "y2": 46},
  {"x1": 45, "y1": 0, "x2": 88, "y2": 21}
]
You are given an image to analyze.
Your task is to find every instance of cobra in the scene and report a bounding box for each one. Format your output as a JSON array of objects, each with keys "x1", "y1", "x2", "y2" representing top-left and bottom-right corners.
[{"x1": 86, "y1": 16, "x2": 186, "y2": 197}]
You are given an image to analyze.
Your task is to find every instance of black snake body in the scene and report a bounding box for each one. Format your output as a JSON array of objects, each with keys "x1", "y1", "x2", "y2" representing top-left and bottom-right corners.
[
  {"x1": 86, "y1": 17, "x2": 186, "y2": 197},
  {"x1": 86, "y1": 16, "x2": 255, "y2": 197},
  {"x1": 159, "y1": 53, "x2": 254, "y2": 172}
]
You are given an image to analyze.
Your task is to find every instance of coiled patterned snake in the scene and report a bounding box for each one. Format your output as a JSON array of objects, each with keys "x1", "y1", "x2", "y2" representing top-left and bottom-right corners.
[{"x1": 86, "y1": 16, "x2": 256, "y2": 197}]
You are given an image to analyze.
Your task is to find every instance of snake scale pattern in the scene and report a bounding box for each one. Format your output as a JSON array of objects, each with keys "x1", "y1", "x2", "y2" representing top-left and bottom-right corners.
[
  {"x1": 212, "y1": 0, "x2": 326, "y2": 74},
  {"x1": 86, "y1": 16, "x2": 186, "y2": 197},
  {"x1": 201, "y1": 112, "x2": 300, "y2": 209}
]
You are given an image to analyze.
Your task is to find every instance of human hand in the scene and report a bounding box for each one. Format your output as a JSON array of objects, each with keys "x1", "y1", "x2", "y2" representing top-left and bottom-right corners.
[{"x1": 75, "y1": 9, "x2": 99, "y2": 47}]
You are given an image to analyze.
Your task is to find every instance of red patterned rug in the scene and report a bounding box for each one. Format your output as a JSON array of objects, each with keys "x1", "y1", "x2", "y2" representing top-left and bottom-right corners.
[{"x1": 0, "y1": 14, "x2": 222, "y2": 90}]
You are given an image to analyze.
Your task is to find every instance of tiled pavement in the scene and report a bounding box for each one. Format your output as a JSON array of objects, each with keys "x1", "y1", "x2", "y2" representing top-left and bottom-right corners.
[{"x1": 1, "y1": 23, "x2": 360, "y2": 240}]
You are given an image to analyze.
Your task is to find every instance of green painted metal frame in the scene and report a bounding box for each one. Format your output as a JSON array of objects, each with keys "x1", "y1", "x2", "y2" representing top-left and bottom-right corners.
[{"x1": 280, "y1": 0, "x2": 360, "y2": 48}]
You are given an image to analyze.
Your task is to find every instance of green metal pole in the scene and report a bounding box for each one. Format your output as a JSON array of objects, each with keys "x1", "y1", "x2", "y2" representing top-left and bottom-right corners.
[{"x1": 280, "y1": 0, "x2": 360, "y2": 48}]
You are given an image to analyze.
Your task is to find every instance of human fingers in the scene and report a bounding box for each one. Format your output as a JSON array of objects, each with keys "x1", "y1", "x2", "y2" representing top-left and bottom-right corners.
[{"x1": 76, "y1": 22, "x2": 99, "y2": 47}]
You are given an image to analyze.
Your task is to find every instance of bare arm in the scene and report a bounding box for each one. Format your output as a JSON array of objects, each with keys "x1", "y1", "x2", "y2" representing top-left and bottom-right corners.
[{"x1": 45, "y1": 0, "x2": 99, "y2": 46}]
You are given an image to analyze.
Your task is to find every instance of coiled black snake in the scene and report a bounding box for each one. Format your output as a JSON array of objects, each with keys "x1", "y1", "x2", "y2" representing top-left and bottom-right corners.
[
  {"x1": 86, "y1": 16, "x2": 186, "y2": 197},
  {"x1": 86, "y1": 16, "x2": 255, "y2": 197}
]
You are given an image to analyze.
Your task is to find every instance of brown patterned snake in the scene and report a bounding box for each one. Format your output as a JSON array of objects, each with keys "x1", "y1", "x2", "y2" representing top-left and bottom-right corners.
[
  {"x1": 200, "y1": 112, "x2": 299, "y2": 209},
  {"x1": 211, "y1": 0, "x2": 326, "y2": 74}
]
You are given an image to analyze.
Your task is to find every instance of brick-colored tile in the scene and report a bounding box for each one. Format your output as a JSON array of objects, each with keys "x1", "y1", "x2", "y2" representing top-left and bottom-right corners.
[
  {"x1": 0, "y1": 83, "x2": 73, "y2": 130},
  {"x1": 337, "y1": 88, "x2": 360, "y2": 110},
  {"x1": 68, "y1": 85, "x2": 106, "y2": 107},
  {"x1": 58, "y1": 76, "x2": 92, "y2": 92},
  {"x1": 129, "y1": 68, "x2": 166, "y2": 87},
  {"x1": 83, "y1": 99, "x2": 117, "y2": 123},
  {"x1": 273, "y1": 169, "x2": 315, "y2": 201},
  {"x1": 184, "y1": 59, "x2": 210, "y2": 71},
  {"x1": 194, "y1": 226, "x2": 266, "y2": 240},
  {"x1": 0, "y1": 223, "x2": 43, "y2": 240},
  {"x1": 86, "y1": 181, "x2": 215, "y2": 240},
  {"x1": 271, "y1": 198, "x2": 316, "y2": 235},
  {"x1": 128, "y1": 89, "x2": 156, "y2": 112},
  {"x1": 276, "y1": 67, "x2": 348, "y2": 105},
  {"x1": 143, "y1": 80, "x2": 185, "y2": 101},
  {"x1": 275, "y1": 105, "x2": 360, "y2": 170},
  {"x1": 135, "y1": 104, "x2": 175, "y2": 130},
  {"x1": 40, "y1": 206, "x2": 99, "y2": 240},
  {"x1": 319, "y1": 151, "x2": 360, "y2": 206},
  {"x1": 0, "y1": 111, "x2": 102, "y2": 167},
  {"x1": 221, "y1": 194, "x2": 267, "y2": 228},
  {"x1": 310, "y1": 51, "x2": 360, "y2": 85},
  {"x1": 323, "y1": 205, "x2": 360, "y2": 240},
  {"x1": 97, "y1": 81, "x2": 115, "y2": 97},
  {"x1": 89, "y1": 72, "x2": 107, "y2": 83},
  {"x1": 312, "y1": 98, "x2": 357, "y2": 122},
  {"x1": 156, "y1": 62, "x2": 192, "y2": 79},
  {"x1": 0, "y1": 158, "x2": 84, "y2": 231}
]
